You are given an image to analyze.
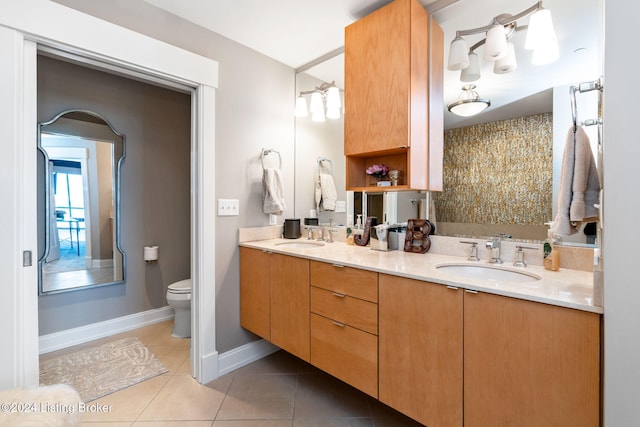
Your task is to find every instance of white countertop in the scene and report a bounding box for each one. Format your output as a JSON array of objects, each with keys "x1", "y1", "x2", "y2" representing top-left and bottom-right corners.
[{"x1": 240, "y1": 238, "x2": 602, "y2": 314}]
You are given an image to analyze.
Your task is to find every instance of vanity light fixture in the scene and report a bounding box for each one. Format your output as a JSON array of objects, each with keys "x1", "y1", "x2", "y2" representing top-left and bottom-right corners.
[
  {"x1": 295, "y1": 81, "x2": 342, "y2": 122},
  {"x1": 447, "y1": 1, "x2": 558, "y2": 82},
  {"x1": 447, "y1": 85, "x2": 491, "y2": 117}
]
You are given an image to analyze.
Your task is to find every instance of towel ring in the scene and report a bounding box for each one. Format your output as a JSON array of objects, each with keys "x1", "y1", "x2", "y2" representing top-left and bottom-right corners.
[
  {"x1": 261, "y1": 148, "x2": 282, "y2": 170},
  {"x1": 317, "y1": 157, "x2": 333, "y2": 176}
]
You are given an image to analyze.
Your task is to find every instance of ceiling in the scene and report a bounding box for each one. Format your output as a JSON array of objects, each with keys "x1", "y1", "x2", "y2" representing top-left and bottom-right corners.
[{"x1": 142, "y1": 0, "x2": 601, "y2": 128}]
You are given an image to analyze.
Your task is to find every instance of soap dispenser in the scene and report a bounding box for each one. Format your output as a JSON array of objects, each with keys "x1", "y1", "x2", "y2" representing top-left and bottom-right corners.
[{"x1": 543, "y1": 232, "x2": 561, "y2": 271}]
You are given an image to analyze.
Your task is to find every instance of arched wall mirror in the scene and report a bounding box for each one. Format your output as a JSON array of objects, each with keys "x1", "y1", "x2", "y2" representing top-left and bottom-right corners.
[{"x1": 38, "y1": 110, "x2": 126, "y2": 294}]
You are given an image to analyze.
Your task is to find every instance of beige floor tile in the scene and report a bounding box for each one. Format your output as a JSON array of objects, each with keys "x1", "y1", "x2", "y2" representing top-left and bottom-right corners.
[
  {"x1": 293, "y1": 419, "x2": 373, "y2": 427},
  {"x1": 147, "y1": 344, "x2": 190, "y2": 375},
  {"x1": 213, "y1": 421, "x2": 292, "y2": 427},
  {"x1": 216, "y1": 374, "x2": 297, "y2": 420},
  {"x1": 81, "y1": 422, "x2": 133, "y2": 427},
  {"x1": 81, "y1": 375, "x2": 170, "y2": 423},
  {"x1": 231, "y1": 351, "x2": 300, "y2": 376},
  {"x1": 366, "y1": 399, "x2": 424, "y2": 427},
  {"x1": 131, "y1": 422, "x2": 213, "y2": 426},
  {"x1": 294, "y1": 374, "x2": 370, "y2": 419},
  {"x1": 137, "y1": 375, "x2": 225, "y2": 421}
]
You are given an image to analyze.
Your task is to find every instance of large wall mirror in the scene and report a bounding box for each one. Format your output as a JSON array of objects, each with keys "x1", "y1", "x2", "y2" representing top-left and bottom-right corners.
[
  {"x1": 38, "y1": 110, "x2": 126, "y2": 294},
  {"x1": 294, "y1": 0, "x2": 602, "y2": 248}
]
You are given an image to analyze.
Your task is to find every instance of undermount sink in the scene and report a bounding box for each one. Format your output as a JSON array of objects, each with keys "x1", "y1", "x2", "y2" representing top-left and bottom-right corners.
[
  {"x1": 436, "y1": 263, "x2": 541, "y2": 282},
  {"x1": 275, "y1": 241, "x2": 325, "y2": 249}
]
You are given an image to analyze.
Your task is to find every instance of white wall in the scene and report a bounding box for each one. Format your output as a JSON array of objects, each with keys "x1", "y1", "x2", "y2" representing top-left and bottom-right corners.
[
  {"x1": 49, "y1": 0, "x2": 297, "y2": 353},
  {"x1": 603, "y1": 0, "x2": 640, "y2": 424}
]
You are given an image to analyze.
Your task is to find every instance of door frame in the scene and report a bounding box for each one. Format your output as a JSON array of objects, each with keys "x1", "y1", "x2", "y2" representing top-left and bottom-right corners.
[{"x1": 0, "y1": 1, "x2": 219, "y2": 387}]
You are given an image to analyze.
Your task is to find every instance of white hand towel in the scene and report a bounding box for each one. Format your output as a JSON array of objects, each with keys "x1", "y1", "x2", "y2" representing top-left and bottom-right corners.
[
  {"x1": 550, "y1": 126, "x2": 600, "y2": 236},
  {"x1": 262, "y1": 168, "x2": 286, "y2": 215},
  {"x1": 319, "y1": 173, "x2": 337, "y2": 211}
]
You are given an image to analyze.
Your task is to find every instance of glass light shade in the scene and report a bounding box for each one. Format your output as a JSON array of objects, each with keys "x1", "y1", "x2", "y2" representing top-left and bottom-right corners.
[
  {"x1": 309, "y1": 92, "x2": 323, "y2": 114},
  {"x1": 484, "y1": 24, "x2": 508, "y2": 61},
  {"x1": 311, "y1": 108, "x2": 325, "y2": 122},
  {"x1": 460, "y1": 52, "x2": 481, "y2": 82},
  {"x1": 326, "y1": 107, "x2": 340, "y2": 119},
  {"x1": 525, "y1": 8, "x2": 556, "y2": 50},
  {"x1": 448, "y1": 36, "x2": 470, "y2": 71},
  {"x1": 532, "y1": 40, "x2": 559, "y2": 65},
  {"x1": 447, "y1": 85, "x2": 490, "y2": 117},
  {"x1": 295, "y1": 95, "x2": 308, "y2": 117},
  {"x1": 326, "y1": 86, "x2": 341, "y2": 110},
  {"x1": 493, "y1": 42, "x2": 517, "y2": 74}
]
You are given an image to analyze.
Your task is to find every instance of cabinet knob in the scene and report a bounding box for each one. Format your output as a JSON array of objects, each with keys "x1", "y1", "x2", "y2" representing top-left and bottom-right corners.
[{"x1": 332, "y1": 292, "x2": 346, "y2": 298}]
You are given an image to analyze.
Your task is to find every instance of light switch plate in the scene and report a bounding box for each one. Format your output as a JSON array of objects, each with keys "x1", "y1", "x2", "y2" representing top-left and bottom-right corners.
[
  {"x1": 218, "y1": 199, "x2": 239, "y2": 216},
  {"x1": 335, "y1": 200, "x2": 346, "y2": 213}
]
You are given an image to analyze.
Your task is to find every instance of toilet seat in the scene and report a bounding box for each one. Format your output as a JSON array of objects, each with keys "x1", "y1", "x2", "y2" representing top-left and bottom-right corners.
[{"x1": 168, "y1": 278, "x2": 191, "y2": 294}]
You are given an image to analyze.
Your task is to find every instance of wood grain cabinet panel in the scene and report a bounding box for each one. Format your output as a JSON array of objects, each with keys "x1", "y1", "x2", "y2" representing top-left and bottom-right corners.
[
  {"x1": 310, "y1": 286, "x2": 377, "y2": 335},
  {"x1": 310, "y1": 313, "x2": 378, "y2": 398},
  {"x1": 344, "y1": 0, "x2": 443, "y2": 191},
  {"x1": 239, "y1": 247, "x2": 310, "y2": 362},
  {"x1": 310, "y1": 261, "x2": 377, "y2": 303},
  {"x1": 379, "y1": 274, "x2": 463, "y2": 427},
  {"x1": 464, "y1": 291, "x2": 601, "y2": 427},
  {"x1": 239, "y1": 247, "x2": 271, "y2": 340}
]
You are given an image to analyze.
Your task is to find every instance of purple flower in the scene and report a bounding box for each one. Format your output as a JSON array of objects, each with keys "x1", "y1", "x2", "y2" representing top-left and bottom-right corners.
[{"x1": 366, "y1": 164, "x2": 389, "y2": 177}]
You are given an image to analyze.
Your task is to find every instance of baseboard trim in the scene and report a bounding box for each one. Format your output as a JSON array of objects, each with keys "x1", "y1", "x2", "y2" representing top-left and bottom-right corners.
[
  {"x1": 217, "y1": 339, "x2": 280, "y2": 377},
  {"x1": 39, "y1": 306, "x2": 175, "y2": 354}
]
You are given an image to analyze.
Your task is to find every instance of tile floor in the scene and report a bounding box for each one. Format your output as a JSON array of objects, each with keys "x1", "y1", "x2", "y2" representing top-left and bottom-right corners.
[{"x1": 41, "y1": 320, "x2": 424, "y2": 426}]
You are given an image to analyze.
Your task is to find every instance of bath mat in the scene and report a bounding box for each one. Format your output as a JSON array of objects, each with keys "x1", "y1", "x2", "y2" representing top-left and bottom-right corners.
[{"x1": 40, "y1": 336, "x2": 168, "y2": 402}]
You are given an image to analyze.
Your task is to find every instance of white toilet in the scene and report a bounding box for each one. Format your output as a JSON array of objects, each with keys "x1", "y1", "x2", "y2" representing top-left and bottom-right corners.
[{"x1": 166, "y1": 278, "x2": 191, "y2": 338}]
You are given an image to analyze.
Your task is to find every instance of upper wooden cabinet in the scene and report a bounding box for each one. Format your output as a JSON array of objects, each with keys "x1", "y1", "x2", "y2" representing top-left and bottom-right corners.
[{"x1": 344, "y1": 0, "x2": 443, "y2": 191}]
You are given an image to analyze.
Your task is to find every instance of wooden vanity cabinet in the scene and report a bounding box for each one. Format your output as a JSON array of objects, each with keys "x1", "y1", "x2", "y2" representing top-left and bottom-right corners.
[
  {"x1": 239, "y1": 247, "x2": 310, "y2": 361},
  {"x1": 378, "y1": 274, "x2": 463, "y2": 426},
  {"x1": 344, "y1": 0, "x2": 443, "y2": 191},
  {"x1": 309, "y1": 261, "x2": 379, "y2": 397},
  {"x1": 463, "y1": 291, "x2": 601, "y2": 427}
]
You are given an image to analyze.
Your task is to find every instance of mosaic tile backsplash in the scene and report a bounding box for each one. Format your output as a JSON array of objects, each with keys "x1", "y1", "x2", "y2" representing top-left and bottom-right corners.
[{"x1": 435, "y1": 113, "x2": 553, "y2": 225}]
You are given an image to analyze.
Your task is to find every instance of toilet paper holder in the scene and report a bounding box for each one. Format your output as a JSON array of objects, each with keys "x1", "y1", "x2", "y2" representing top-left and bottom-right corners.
[{"x1": 144, "y1": 246, "x2": 159, "y2": 263}]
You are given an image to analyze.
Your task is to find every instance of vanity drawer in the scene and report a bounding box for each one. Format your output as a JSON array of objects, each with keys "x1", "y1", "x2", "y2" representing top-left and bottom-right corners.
[
  {"x1": 310, "y1": 260, "x2": 378, "y2": 303},
  {"x1": 310, "y1": 313, "x2": 378, "y2": 398},
  {"x1": 311, "y1": 286, "x2": 378, "y2": 335}
]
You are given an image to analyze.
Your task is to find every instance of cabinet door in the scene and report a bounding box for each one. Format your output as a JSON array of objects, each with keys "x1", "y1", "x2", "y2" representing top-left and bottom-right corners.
[
  {"x1": 344, "y1": 0, "x2": 410, "y2": 155},
  {"x1": 379, "y1": 274, "x2": 463, "y2": 426},
  {"x1": 464, "y1": 291, "x2": 601, "y2": 427},
  {"x1": 270, "y1": 254, "x2": 310, "y2": 362},
  {"x1": 239, "y1": 247, "x2": 271, "y2": 340}
]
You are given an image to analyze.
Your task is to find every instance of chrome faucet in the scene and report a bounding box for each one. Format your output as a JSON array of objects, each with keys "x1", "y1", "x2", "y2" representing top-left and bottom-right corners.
[
  {"x1": 460, "y1": 241, "x2": 480, "y2": 261},
  {"x1": 513, "y1": 246, "x2": 538, "y2": 267},
  {"x1": 486, "y1": 238, "x2": 503, "y2": 264},
  {"x1": 305, "y1": 226, "x2": 317, "y2": 240}
]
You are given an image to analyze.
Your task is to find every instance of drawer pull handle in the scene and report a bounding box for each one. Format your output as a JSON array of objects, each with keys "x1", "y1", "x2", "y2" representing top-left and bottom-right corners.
[
  {"x1": 262, "y1": 250, "x2": 273, "y2": 254},
  {"x1": 332, "y1": 263, "x2": 345, "y2": 268},
  {"x1": 465, "y1": 289, "x2": 479, "y2": 294},
  {"x1": 332, "y1": 292, "x2": 346, "y2": 298},
  {"x1": 446, "y1": 285, "x2": 459, "y2": 290},
  {"x1": 332, "y1": 321, "x2": 345, "y2": 328}
]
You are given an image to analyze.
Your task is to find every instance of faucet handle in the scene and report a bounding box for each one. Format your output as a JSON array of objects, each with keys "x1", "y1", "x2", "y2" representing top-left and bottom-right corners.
[
  {"x1": 513, "y1": 246, "x2": 538, "y2": 267},
  {"x1": 460, "y1": 241, "x2": 479, "y2": 262}
]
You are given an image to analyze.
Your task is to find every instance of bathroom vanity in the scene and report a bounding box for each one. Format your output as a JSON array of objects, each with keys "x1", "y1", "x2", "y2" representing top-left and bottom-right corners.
[{"x1": 239, "y1": 238, "x2": 601, "y2": 427}]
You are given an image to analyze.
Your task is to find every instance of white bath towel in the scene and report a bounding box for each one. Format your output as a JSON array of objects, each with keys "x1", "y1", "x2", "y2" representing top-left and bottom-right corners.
[
  {"x1": 262, "y1": 168, "x2": 286, "y2": 215},
  {"x1": 316, "y1": 173, "x2": 337, "y2": 211},
  {"x1": 551, "y1": 126, "x2": 600, "y2": 236}
]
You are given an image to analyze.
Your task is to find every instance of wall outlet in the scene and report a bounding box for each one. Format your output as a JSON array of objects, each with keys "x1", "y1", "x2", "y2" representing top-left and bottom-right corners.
[
  {"x1": 335, "y1": 200, "x2": 346, "y2": 213},
  {"x1": 218, "y1": 199, "x2": 239, "y2": 216}
]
